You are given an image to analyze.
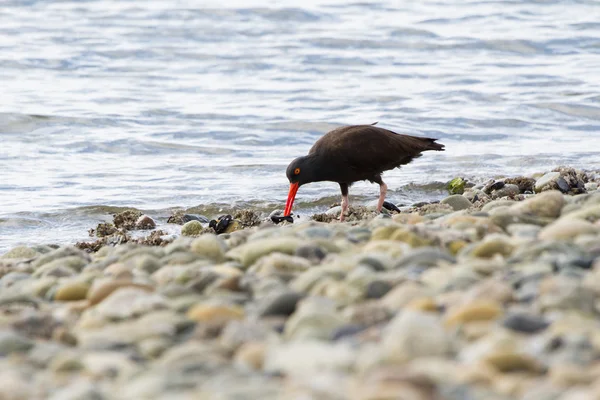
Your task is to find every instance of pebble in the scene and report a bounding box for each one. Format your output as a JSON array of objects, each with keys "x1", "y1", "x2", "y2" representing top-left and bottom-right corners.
[
  {"x1": 190, "y1": 234, "x2": 226, "y2": 262},
  {"x1": 539, "y1": 218, "x2": 599, "y2": 240},
  {"x1": 502, "y1": 313, "x2": 549, "y2": 334},
  {"x1": 445, "y1": 301, "x2": 503, "y2": 326},
  {"x1": 440, "y1": 194, "x2": 472, "y2": 211},
  {"x1": 54, "y1": 281, "x2": 90, "y2": 301},
  {"x1": 1, "y1": 167, "x2": 600, "y2": 398},
  {"x1": 382, "y1": 311, "x2": 451, "y2": 362},
  {"x1": 535, "y1": 172, "x2": 562, "y2": 193},
  {"x1": 87, "y1": 279, "x2": 154, "y2": 305}
]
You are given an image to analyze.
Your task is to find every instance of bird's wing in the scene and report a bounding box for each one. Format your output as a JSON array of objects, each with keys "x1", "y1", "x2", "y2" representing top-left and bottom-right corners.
[{"x1": 309, "y1": 125, "x2": 441, "y2": 177}]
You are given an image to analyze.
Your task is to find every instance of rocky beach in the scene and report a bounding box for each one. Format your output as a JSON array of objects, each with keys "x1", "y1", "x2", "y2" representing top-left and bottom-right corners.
[{"x1": 2, "y1": 166, "x2": 600, "y2": 399}]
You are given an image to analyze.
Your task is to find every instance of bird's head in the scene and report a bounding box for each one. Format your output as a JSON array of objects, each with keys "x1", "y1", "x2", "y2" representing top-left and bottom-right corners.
[{"x1": 283, "y1": 155, "x2": 315, "y2": 217}]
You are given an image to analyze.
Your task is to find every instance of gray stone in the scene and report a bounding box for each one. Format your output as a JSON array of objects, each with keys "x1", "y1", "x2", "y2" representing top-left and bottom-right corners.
[
  {"x1": 491, "y1": 183, "x2": 520, "y2": 199},
  {"x1": 440, "y1": 195, "x2": 472, "y2": 211},
  {"x1": 382, "y1": 311, "x2": 451, "y2": 362},
  {"x1": 502, "y1": 313, "x2": 549, "y2": 334},
  {"x1": 0, "y1": 330, "x2": 34, "y2": 355},
  {"x1": 535, "y1": 172, "x2": 561, "y2": 193},
  {"x1": 255, "y1": 290, "x2": 304, "y2": 317},
  {"x1": 393, "y1": 247, "x2": 456, "y2": 268}
]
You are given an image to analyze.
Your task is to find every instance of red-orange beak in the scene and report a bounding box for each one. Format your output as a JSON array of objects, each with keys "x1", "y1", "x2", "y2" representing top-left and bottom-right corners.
[{"x1": 284, "y1": 182, "x2": 299, "y2": 216}]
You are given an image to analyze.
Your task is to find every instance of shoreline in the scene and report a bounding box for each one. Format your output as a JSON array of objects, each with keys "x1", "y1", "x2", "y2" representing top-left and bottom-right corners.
[{"x1": 1, "y1": 166, "x2": 600, "y2": 398}]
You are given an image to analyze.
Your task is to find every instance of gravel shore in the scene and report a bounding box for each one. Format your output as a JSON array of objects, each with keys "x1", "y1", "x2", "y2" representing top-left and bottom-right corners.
[{"x1": 2, "y1": 167, "x2": 600, "y2": 400}]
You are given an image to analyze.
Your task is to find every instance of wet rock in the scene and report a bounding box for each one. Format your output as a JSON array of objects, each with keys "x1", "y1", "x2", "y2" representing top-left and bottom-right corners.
[
  {"x1": 135, "y1": 215, "x2": 156, "y2": 230},
  {"x1": 382, "y1": 311, "x2": 451, "y2": 362},
  {"x1": 447, "y1": 177, "x2": 467, "y2": 195},
  {"x1": 491, "y1": 183, "x2": 520, "y2": 199},
  {"x1": 209, "y1": 214, "x2": 242, "y2": 234},
  {"x1": 535, "y1": 172, "x2": 562, "y2": 193},
  {"x1": 234, "y1": 209, "x2": 262, "y2": 227},
  {"x1": 167, "y1": 211, "x2": 209, "y2": 225},
  {"x1": 181, "y1": 220, "x2": 204, "y2": 236},
  {"x1": 502, "y1": 313, "x2": 549, "y2": 334},
  {"x1": 441, "y1": 194, "x2": 472, "y2": 211},
  {"x1": 113, "y1": 210, "x2": 143, "y2": 230},
  {"x1": 93, "y1": 222, "x2": 117, "y2": 237},
  {"x1": 505, "y1": 177, "x2": 536, "y2": 193}
]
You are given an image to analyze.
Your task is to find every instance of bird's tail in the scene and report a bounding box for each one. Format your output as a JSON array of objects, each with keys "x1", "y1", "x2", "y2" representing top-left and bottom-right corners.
[{"x1": 422, "y1": 138, "x2": 445, "y2": 152}]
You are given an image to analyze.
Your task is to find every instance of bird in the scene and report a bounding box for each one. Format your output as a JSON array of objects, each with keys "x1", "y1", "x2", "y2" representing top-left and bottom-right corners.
[{"x1": 283, "y1": 123, "x2": 444, "y2": 221}]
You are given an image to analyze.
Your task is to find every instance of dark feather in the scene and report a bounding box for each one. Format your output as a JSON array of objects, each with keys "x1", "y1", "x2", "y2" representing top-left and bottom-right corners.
[{"x1": 308, "y1": 125, "x2": 443, "y2": 183}]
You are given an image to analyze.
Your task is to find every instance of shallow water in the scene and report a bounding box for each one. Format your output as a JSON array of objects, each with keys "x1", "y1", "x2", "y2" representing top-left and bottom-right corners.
[{"x1": 1, "y1": 0, "x2": 600, "y2": 252}]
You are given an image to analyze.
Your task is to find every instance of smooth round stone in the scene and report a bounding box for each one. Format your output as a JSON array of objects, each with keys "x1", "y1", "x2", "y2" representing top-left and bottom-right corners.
[
  {"x1": 382, "y1": 311, "x2": 451, "y2": 362},
  {"x1": 539, "y1": 218, "x2": 599, "y2": 240},
  {"x1": 181, "y1": 220, "x2": 204, "y2": 236},
  {"x1": 128, "y1": 254, "x2": 161, "y2": 274},
  {"x1": 190, "y1": 234, "x2": 226, "y2": 262},
  {"x1": 294, "y1": 244, "x2": 327, "y2": 262},
  {"x1": 33, "y1": 263, "x2": 77, "y2": 278},
  {"x1": 365, "y1": 281, "x2": 393, "y2": 299},
  {"x1": 445, "y1": 301, "x2": 503, "y2": 327},
  {"x1": 393, "y1": 247, "x2": 456, "y2": 269},
  {"x1": 513, "y1": 190, "x2": 565, "y2": 219},
  {"x1": 440, "y1": 194, "x2": 472, "y2": 211},
  {"x1": 562, "y1": 204, "x2": 600, "y2": 223},
  {"x1": 36, "y1": 255, "x2": 88, "y2": 273},
  {"x1": 32, "y1": 246, "x2": 88, "y2": 269},
  {"x1": 284, "y1": 297, "x2": 344, "y2": 340},
  {"x1": 0, "y1": 330, "x2": 34, "y2": 355},
  {"x1": 502, "y1": 313, "x2": 549, "y2": 334},
  {"x1": 380, "y1": 281, "x2": 431, "y2": 310},
  {"x1": 1, "y1": 246, "x2": 39, "y2": 259},
  {"x1": 234, "y1": 342, "x2": 266, "y2": 370},
  {"x1": 226, "y1": 237, "x2": 306, "y2": 268},
  {"x1": 469, "y1": 235, "x2": 514, "y2": 258},
  {"x1": 54, "y1": 281, "x2": 90, "y2": 301},
  {"x1": 87, "y1": 280, "x2": 154, "y2": 305},
  {"x1": 135, "y1": 215, "x2": 156, "y2": 230},
  {"x1": 186, "y1": 303, "x2": 244, "y2": 324},
  {"x1": 535, "y1": 172, "x2": 561, "y2": 193},
  {"x1": 255, "y1": 290, "x2": 304, "y2": 317},
  {"x1": 95, "y1": 288, "x2": 167, "y2": 320},
  {"x1": 481, "y1": 199, "x2": 517, "y2": 212}
]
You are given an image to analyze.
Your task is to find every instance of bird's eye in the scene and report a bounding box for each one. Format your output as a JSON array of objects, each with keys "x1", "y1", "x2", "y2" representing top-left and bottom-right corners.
[{"x1": 294, "y1": 168, "x2": 301, "y2": 175}]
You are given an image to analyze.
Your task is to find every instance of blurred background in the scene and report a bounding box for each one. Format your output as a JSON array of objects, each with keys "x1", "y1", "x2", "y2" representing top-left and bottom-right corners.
[{"x1": 1, "y1": 0, "x2": 600, "y2": 250}]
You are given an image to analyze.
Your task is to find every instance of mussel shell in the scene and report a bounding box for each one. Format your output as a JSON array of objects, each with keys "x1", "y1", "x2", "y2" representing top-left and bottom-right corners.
[
  {"x1": 382, "y1": 201, "x2": 400, "y2": 213},
  {"x1": 209, "y1": 214, "x2": 233, "y2": 234},
  {"x1": 271, "y1": 215, "x2": 294, "y2": 224}
]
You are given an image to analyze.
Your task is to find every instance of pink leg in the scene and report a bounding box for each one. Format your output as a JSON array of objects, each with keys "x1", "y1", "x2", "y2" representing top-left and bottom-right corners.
[
  {"x1": 340, "y1": 194, "x2": 349, "y2": 222},
  {"x1": 376, "y1": 182, "x2": 388, "y2": 212}
]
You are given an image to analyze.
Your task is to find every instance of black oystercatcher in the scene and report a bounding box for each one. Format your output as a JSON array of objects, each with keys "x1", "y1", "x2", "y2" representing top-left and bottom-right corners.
[{"x1": 284, "y1": 123, "x2": 444, "y2": 221}]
